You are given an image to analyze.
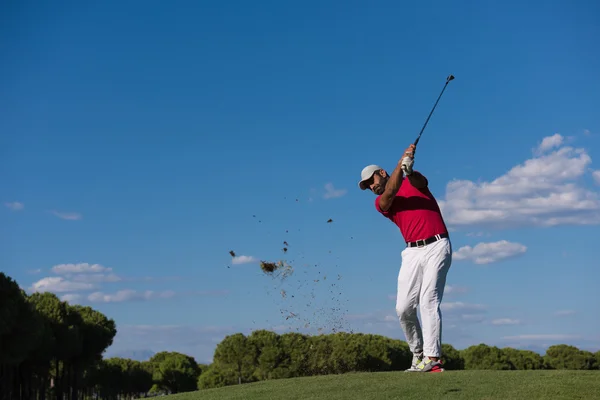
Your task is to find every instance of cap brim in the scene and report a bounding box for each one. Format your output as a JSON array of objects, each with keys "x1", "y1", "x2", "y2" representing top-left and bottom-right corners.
[{"x1": 358, "y1": 173, "x2": 375, "y2": 190}]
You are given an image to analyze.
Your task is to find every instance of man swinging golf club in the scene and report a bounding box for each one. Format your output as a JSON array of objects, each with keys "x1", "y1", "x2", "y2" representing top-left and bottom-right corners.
[{"x1": 358, "y1": 144, "x2": 452, "y2": 373}]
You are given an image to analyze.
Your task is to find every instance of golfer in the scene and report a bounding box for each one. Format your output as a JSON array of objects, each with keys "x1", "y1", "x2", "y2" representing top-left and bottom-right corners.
[{"x1": 358, "y1": 144, "x2": 452, "y2": 373}]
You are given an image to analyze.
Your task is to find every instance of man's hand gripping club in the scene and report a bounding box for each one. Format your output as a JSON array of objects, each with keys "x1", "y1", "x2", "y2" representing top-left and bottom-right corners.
[{"x1": 401, "y1": 145, "x2": 415, "y2": 175}]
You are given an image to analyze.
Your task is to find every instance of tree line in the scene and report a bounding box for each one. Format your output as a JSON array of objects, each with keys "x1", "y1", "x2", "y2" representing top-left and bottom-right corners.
[
  {"x1": 2, "y1": 271, "x2": 599, "y2": 398},
  {"x1": 200, "y1": 331, "x2": 599, "y2": 389}
]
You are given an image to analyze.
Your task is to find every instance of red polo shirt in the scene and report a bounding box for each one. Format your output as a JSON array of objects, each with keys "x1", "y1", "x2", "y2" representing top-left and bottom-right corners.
[{"x1": 375, "y1": 172, "x2": 448, "y2": 243}]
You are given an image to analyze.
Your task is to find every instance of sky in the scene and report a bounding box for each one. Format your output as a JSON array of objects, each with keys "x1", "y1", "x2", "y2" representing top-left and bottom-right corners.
[{"x1": 2, "y1": 0, "x2": 600, "y2": 363}]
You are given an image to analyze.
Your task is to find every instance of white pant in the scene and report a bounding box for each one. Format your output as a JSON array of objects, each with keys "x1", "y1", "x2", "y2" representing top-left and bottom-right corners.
[{"x1": 395, "y1": 237, "x2": 452, "y2": 358}]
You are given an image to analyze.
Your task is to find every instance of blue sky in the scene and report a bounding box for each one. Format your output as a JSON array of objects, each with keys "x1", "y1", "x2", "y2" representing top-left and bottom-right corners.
[{"x1": 2, "y1": 0, "x2": 600, "y2": 363}]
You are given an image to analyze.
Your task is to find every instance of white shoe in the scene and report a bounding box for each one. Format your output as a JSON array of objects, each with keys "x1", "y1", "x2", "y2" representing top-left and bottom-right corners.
[
  {"x1": 405, "y1": 352, "x2": 423, "y2": 372},
  {"x1": 414, "y1": 356, "x2": 445, "y2": 373}
]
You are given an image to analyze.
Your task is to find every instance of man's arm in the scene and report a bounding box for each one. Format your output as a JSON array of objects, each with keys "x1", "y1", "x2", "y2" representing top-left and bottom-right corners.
[
  {"x1": 407, "y1": 171, "x2": 428, "y2": 189},
  {"x1": 378, "y1": 160, "x2": 404, "y2": 212},
  {"x1": 379, "y1": 143, "x2": 416, "y2": 212}
]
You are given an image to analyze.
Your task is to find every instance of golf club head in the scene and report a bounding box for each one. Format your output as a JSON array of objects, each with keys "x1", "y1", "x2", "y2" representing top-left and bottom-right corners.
[{"x1": 447, "y1": 74, "x2": 455, "y2": 82}]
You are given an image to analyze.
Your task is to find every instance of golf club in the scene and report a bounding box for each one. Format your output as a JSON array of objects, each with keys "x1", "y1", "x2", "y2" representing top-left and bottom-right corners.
[{"x1": 413, "y1": 74, "x2": 455, "y2": 147}]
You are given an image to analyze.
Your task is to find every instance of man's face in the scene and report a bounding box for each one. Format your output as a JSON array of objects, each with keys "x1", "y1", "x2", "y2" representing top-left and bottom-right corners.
[{"x1": 365, "y1": 170, "x2": 388, "y2": 195}]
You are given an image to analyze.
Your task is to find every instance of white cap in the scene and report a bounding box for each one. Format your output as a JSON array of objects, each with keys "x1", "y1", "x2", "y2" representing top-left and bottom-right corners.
[{"x1": 358, "y1": 164, "x2": 383, "y2": 190}]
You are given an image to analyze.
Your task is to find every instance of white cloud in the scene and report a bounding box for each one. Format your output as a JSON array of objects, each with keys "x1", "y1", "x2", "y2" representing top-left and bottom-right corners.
[
  {"x1": 4, "y1": 201, "x2": 24, "y2": 211},
  {"x1": 70, "y1": 273, "x2": 121, "y2": 283},
  {"x1": 555, "y1": 310, "x2": 576, "y2": 317},
  {"x1": 593, "y1": 170, "x2": 600, "y2": 185},
  {"x1": 453, "y1": 240, "x2": 527, "y2": 264},
  {"x1": 441, "y1": 302, "x2": 486, "y2": 312},
  {"x1": 440, "y1": 302, "x2": 487, "y2": 326},
  {"x1": 184, "y1": 289, "x2": 230, "y2": 296},
  {"x1": 51, "y1": 210, "x2": 82, "y2": 220},
  {"x1": 460, "y1": 314, "x2": 486, "y2": 323},
  {"x1": 231, "y1": 255, "x2": 258, "y2": 265},
  {"x1": 61, "y1": 289, "x2": 226, "y2": 304},
  {"x1": 466, "y1": 232, "x2": 490, "y2": 237},
  {"x1": 444, "y1": 285, "x2": 468, "y2": 295},
  {"x1": 61, "y1": 293, "x2": 83, "y2": 303},
  {"x1": 491, "y1": 318, "x2": 521, "y2": 325},
  {"x1": 27, "y1": 269, "x2": 42, "y2": 275},
  {"x1": 31, "y1": 262, "x2": 226, "y2": 305},
  {"x1": 503, "y1": 334, "x2": 581, "y2": 341},
  {"x1": 29, "y1": 263, "x2": 123, "y2": 295},
  {"x1": 88, "y1": 289, "x2": 176, "y2": 303},
  {"x1": 583, "y1": 129, "x2": 591, "y2": 136},
  {"x1": 345, "y1": 312, "x2": 396, "y2": 325},
  {"x1": 535, "y1": 133, "x2": 563, "y2": 154},
  {"x1": 438, "y1": 134, "x2": 600, "y2": 229},
  {"x1": 30, "y1": 277, "x2": 95, "y2": 293},
  {"x1": 51, "y1": 263, "x2": 112, "y2": 274},
  {"x1": 323, "y1": 183, "x2": 347, "y2": 199}
]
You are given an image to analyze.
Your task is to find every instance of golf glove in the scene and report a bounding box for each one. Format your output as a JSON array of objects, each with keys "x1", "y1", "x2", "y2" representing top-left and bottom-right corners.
[{"x1": 401, "y1": 156, "x2": 414, "y2": 175}]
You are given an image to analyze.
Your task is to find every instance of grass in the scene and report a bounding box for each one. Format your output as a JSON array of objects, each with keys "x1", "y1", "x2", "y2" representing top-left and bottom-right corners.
[{"x1": 165, "y1": 370, "x2": 600, "y2": 400}]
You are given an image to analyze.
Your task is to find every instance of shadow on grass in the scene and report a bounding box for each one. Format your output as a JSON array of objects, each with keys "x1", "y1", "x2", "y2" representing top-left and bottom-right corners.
[{"x1": 444, "y1": 388, "x2": 461, "y2": 394}]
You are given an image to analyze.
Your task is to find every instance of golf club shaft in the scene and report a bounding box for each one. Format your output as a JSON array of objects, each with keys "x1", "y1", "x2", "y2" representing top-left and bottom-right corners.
[{"x1": 413, "y1": 75, "x2": 454, "y2": 147}]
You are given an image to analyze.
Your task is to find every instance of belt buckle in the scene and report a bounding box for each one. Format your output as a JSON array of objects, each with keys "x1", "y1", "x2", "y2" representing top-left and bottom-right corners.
[{"x1": 416, "y1": 239, "x2": 426, "y2": 248}]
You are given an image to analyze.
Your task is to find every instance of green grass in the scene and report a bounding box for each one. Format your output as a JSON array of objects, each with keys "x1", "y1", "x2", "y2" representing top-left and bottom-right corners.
[{"x1": 165, "y1": 370, "x2": 600, "y2": 400}]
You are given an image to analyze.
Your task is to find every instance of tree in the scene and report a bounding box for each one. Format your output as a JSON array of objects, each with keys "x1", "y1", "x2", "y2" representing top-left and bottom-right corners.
[
  {"x1": 461, "y1": 344, "x2": 514, "y2": 370},
  {"x1": 68, "y1": 305, "x2": 116, "y2": 399},
  {"x1": 129, "y1": 360, "x2": 154, "y2": 396},
  {"x1": 0, "y1": 272, "x2": 118, "y2": 400},
  {"x1": 149, "y1": 351, "x2": 200, "y2": 394},
  {"x1": 376, "y1": 336, "x2": 411, "y2": 371},
  {"x1": 544, "y1": 345, "x2": 597, "y2": 370},
  {"x1": 330, "y1": 332, "x2": 363, "y2": 373},
  {"x1": 502, "y1": 348, "x2": 545, "y2": 370},
  {"x1": 441, "y1": 343, "x2": 465, "y2": 370},
  {"x1": 277, "y1": 332, "x2": 310, "y2": 378},
  {"x1": 197, "y1": 364, "x2": 238, "y2": 389},
  {"x1": 28, "y1": 292, "x2": 72, "y2": 400},
  {"x1": 306, "y1": 334, "x2": 335, "y2": 375},
  {"x1": 96, "y1": 357, "x2": 153, "y2": 398},
  {"x1": 0, "y1": 273, "x2": 47, "y2": 399},
  {"x1": 248, "y1": 329, "x2": 285, "y2": 380},
  {"x1": 212, "y1": 333, "x2": 257, "y2": 384}
]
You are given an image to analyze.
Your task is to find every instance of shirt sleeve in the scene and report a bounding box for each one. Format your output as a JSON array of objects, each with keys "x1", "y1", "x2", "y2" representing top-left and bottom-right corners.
[
  {"x1": 375, "y1": 195, "x2": 391, "y2": 217},
  {"x1": 412, "y1": 170, "x2": 429, "y2": 186}
]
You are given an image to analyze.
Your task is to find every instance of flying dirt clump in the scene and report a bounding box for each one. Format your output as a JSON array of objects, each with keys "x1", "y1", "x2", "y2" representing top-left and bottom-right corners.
[
  {"x1": 260, "y1": 261, "x2": 278, "y2": 273},
  {"x1": 260, "y1": 260, "x2": 294, "y2": 280}
]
